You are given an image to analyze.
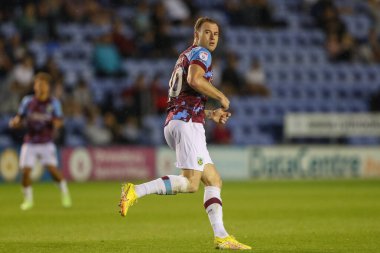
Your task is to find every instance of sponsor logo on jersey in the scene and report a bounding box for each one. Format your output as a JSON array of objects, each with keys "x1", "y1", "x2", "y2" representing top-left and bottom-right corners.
[{"x1": 199, "y1": 51, "x2": 209, "y2": 61}]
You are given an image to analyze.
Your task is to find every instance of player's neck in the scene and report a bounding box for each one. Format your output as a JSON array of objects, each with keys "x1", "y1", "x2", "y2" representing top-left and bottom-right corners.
[{"x1": 36, "y1": 96, "x2": 49, "y2": 102}]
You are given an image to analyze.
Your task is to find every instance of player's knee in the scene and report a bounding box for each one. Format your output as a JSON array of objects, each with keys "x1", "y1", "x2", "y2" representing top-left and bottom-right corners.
[
  {"x1": 213, "y1": 177, "x2": 222, "y2": 188},
  {"x1": 22, "y1": 168, "x2": 32, "y2": 176},
  {"x1": 217, "y1": 178, "x2": 223, "y2": 188},
  {"x1": 187, "y1": 182, "x2": 200, "y2": 193}
]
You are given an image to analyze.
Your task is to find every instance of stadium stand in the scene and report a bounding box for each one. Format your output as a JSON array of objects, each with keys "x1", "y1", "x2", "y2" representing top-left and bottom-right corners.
[{"x1": 0, "y1": 0, "x2": 379, "y2": 146}]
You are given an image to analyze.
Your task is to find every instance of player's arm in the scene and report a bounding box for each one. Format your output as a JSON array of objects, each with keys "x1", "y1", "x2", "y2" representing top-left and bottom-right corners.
[
  {"x1": 9, "y1": 115, "x2": 23, "y2": 129},
  {"x1": 205, "y1": 109, "x2": 232, "y2": 124},
  {"x1": 187, "y1": 64, "x2": 230, "y2": 110},
  {"x1": 52, "y1": 98, "x2": 64, "y2": 131},
  {"x1": 10, "y1": 95, "x2": 32, "y2": 128},
  {"x1": 53, "y1": 118, "x2": 63, "y2": 130}
]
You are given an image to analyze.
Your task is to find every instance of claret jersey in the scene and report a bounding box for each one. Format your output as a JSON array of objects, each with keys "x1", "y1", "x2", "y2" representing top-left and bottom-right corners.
[
  {"x1": 18, "y1": 95, "x2": 63, "y2": 143},
  {"x1": 165, "y1": 45, "x2": 213, "y2": 125}
]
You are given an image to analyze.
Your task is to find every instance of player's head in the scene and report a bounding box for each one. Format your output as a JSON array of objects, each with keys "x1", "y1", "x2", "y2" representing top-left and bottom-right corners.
[
  {"x1": 193, "y1": 17, "x2": 219, "y2": 52},
  {"x1": 34, "y1": 72, "x2": 52, "y2": 101}
]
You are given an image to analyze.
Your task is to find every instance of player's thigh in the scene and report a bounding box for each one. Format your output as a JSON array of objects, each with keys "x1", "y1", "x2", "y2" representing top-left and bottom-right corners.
[
  {"x1": 201, "y1": 163, "x2": 222, "y2": 188},
  {"x1": 39, "y1": 143, "x2": 58, "y2": 167},
  {"x1": 164, "y1": 123, "x2": 176, "y2": 150},
  {"x1": 19, "y1": 143, "x2": 36, "y2": 169},
  {"x1": 174, "y1": 120, "x2": 213, "y2": 171}
]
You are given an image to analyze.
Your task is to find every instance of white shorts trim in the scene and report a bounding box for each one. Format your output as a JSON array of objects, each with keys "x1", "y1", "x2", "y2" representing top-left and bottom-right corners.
[
  {"x1": 19, "y1": 142, "x2": 58, "y2": 169},
  {"x1": 164, "y1": 120, "x2": 213, "y2": 171}
]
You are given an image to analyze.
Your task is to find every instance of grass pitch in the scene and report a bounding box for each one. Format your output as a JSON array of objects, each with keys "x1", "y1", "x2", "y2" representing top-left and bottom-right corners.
[{"x1": 0, "y1": 180, "x2": 379, "y2": 253}]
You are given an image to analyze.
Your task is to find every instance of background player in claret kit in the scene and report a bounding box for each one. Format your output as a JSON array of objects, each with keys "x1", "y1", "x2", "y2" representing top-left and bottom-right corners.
[
  {"x1": 119, "y1": 17, "x2": 251, "y2": 250},
  {"x1": 9, "y1": 72, "x2": 72, "y2": 210}
]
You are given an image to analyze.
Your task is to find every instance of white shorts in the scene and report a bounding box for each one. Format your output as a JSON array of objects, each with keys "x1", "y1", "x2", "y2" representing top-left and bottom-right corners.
[
  {"x1": 164, "y1": 120, "x2": 213, "y2": 171},
  {"x1": 19, "y1": 142, "x2": 58, "y2": 169}
]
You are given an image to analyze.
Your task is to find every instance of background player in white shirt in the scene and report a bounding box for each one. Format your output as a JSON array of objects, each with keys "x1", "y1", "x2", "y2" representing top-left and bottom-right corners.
[
  {"x1": 119, "y1": 17, "x2": 251, "y2": 250},
  {"x1": 9, "y1": 72, "x2": 72, "y2": 210}
]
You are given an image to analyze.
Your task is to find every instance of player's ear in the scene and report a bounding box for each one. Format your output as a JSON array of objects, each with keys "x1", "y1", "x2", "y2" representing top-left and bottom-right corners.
[{"x1": 194, "y1": 31, "x2": 199, "y2": 42}]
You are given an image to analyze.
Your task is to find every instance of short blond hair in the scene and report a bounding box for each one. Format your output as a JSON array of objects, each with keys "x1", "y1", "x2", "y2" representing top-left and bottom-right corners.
[
  {"x1": 34, "y1": 72, "x2": 52, "y2": 85},
  {"x1": 194, "y1": 17, "x2": 219, "y2": 32}
]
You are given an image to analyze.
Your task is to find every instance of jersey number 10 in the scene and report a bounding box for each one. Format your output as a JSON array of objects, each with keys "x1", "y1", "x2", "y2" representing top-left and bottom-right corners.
[{"x1": 168, "y1": 67, "x2": 184, "y2": 98}]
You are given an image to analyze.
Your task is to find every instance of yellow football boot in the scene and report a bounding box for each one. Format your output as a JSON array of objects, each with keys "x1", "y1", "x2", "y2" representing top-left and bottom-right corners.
[
  {"x1": 62, "y1": 193, "x2": 72, "y2": 208},
  {"x1": 119, "y1": 183, "x2": 138, "y2": 217},
  {"x1": 214, "y1": 235, "x2": 252, "y2": 250},
  {"x1": 20, "y1": 199, "x2": 33, "y2": 211}
]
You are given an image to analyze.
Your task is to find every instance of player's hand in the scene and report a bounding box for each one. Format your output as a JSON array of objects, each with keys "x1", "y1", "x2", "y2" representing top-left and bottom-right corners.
[
  {"x1": 211, "y1": 108, "x2": 232, "y2": 125},
  {"x1": 220, "y1": 96, "x2": 230, "y2": 111},
  {"x1": 9, "y1": 116, "x2": 22, "y2": 129}
]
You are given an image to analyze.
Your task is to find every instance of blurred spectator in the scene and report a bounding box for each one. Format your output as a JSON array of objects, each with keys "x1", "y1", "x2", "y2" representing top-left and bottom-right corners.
[
  {"x1": 0, "y1": 38, "x2": 12, "y2": 79},
  {"x1": 163, "y1": 0, "x2": 191, "y2": 25},
  {"x1": 111, "y1": 19, "x2": 136, "y2": 58},
  {"x1": 133, "y1": 1, "x2": 152, "y2": 35},
  {"x1": 367, "y1": 0, "x2": 380, "y2": 36},
  {"x1": 9, "y1": 55, "x2": 35, "y2": 97},
  {"x1": 359, "y1": 28, "x2": 380, "y2": 63},
  {"x1": 51, "y1": 78, "x2": 68, "y2": 106},
  {"x1": 221, "y1": 53, "x2": 243, "y2": 96},
  {"x1": 243, "y1": 59, "x2": 270, "y2": 97},
  {"x1": 17, "y1": 3, "x2": 38, "y2": 41},
  {"x1": 137, "y1": 31, "x2": 156, "y2": 58},
  {"x1": 89, "y1": 7, "x2": 111, "y2": 27},
  {"x1": 103, "y1": 111, "x2": 122, "y2": 144},
  {"x1": 85, "y1": 107, "x2": 112, "y2": 145},
  {"x1": 60, "y1": 0, "x2": 88, "y2": 23},
  {"x1": 226, "y1": 0, "x2": 284, "y2": 28},
  {"x1": 121, "y1": 74, "x2": 153, "y2": 120},
  {"x1": 241, "y1": 0, "x2": 276, "y2": 28},
  {"x1": 326, "y1": 33, "x2": 356, "y2": 62},
  {"x1": 153, "y1": 22, "x2": 177, "y2": 57},
  {"x1": 63, "y1": 99, "x2": 86, "y2": 145},
  {"x1": 151, "y1": 1, "x2": 167, "y2": 28},
  {"x1": 210, "y1": 124, "x2": 232, "y2": 144},
  {"x1": 120, "y1": 116, "x2": 142, "y2": 144},
  {"x1": 38, "y1": 56, "x2": 63, "y2": 83},
  {"x1": 225, "y1": 0, "x2": 243, "y2": 26},
  {"x1": 150, "y1": 74, "x2": 168, "y2": 115},
  {"x1": 72, "y1": 79, "x2": 94, "y2": 111},
  {"x1": 36, "y1": 0, "x2": 60, "y2": 40},
  {"x1": 93, "y1": 33, "x2": 123, "y2": 77},
  {"x1": 6, "y1": 34, "x2": 27, "y2": 63},
  {"x1": 311, "y1": 0, "x2": 346, "y2": 39}
]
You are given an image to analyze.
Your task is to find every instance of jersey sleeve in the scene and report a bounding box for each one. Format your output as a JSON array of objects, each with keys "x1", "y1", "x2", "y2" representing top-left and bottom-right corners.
[
  {"x1": 17, "y1": 96, "x2": 32, "y2": 117},
  {"x1": 189, "y1": 47, "x2": 212, "y2": 72},
  {"x1": 52, "y1": 98, "x2": 63, "y2": 119}
]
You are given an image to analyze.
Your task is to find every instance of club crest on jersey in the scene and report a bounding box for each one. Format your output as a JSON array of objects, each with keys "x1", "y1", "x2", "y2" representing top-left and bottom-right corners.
[
  {"x1": 197, "y1": 157, "x2": 203, "y2": 166},
  {"x1": 199, "y1": 51, "x2": 209, "y2": 61}
]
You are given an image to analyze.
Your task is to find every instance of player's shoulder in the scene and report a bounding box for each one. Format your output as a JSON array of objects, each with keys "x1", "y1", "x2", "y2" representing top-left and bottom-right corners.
[
  {"x1": 50, "y1": 96, "x2": 62, "y2": 107},
  {"x1": 50, "y1": 96, "x2": 60, "y2": 103},
  {"x1": 20, "y1": 95, "x2": 34, "y2": 105},
  {"x1": 187, "y1": 46, "x2": 212, "y2": 63},
  {"x1": 191, "y1": 46, "x2": 211, "y2": 57}
]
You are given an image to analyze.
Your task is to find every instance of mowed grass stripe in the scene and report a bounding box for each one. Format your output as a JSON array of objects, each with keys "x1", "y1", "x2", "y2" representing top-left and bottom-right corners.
[{"x1": 0, "y1": 180, "x2": 379, "y2": 253}]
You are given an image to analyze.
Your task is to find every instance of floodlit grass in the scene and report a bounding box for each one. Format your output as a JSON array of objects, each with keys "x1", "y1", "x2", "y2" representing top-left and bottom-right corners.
[{"x1": 0, "y1": 180, "x2": 379, "y2": 253}]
